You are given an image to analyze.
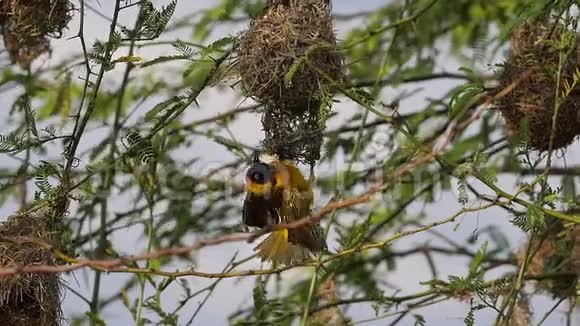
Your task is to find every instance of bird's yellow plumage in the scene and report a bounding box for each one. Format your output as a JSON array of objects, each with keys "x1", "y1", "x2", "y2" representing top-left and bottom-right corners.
[
  {"x1": 245, "y1": 180, "x2": 272, "y2": 196},
  {"x1": 242, "y1": 156, "x2": 325, "y2": 265}
]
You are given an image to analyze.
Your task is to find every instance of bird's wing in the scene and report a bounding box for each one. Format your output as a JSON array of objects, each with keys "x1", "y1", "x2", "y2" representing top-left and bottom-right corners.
[
  {"x1": 242, "y1": 194, "x2": 275, "y2": 228},
  {"x1": 281, "y1": 189, "x2": 326, "y2": 252},
  {"x1": 280, "y1": 189, "x2": 310, "y2": 222}
]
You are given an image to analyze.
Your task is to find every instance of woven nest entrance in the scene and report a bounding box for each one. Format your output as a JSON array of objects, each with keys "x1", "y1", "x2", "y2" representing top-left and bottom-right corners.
[
  {"x1": 0, "y1": 0, "x2": 73, "y2": 67},
  {"x1": 262, "y1": 104, "x2": 327, "y2": 164},
  {"x1": 496, "y1": 21, "x2": 580, "y2": 151}
]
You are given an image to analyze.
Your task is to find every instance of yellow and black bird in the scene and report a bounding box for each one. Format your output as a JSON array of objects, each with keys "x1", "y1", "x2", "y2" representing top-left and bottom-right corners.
[
  {"x1": 242, "y1": 155, "x2": 326, "y2": 265},
  {"x1": 242, "y1": 161, "x2": 279, "y2": 228}
]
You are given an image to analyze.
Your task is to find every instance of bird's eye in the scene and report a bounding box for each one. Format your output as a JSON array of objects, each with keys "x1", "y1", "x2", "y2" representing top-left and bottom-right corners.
[{"x1": 252, "y1": 171, "x2": 264, "y2": 182}]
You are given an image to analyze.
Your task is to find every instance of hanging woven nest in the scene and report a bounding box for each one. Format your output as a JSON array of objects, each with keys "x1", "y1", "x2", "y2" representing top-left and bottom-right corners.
[
  {"x1": 496, "y1": 21, "x2": 580, "y2": 151},
  {"x1": 238, "y1": 0, "x2": 343, "y2": 164},
  {"x1": 0, "y1": 0, "x2": 73, "y2": 67},
  {"x1": 237, "y1": 0, "x2": 344, "y2": 111},
  {"x1": 519, "y1": 218, "x2": 580, "y2": 298},
  {"x1": 0, "y1": 201, "x2": 69, "y2": 326},
  {"x1": 262, "y1": 103, "x2": 329, "y2": 164},
  {"x1": 495, "y1": 294, "x2": 532, "y2": 326}
]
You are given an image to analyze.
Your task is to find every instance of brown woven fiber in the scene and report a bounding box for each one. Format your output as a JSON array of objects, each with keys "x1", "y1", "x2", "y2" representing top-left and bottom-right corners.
[
  {"x1": 0, "y1": 0, "x2": 73, "y2": 67},
  {"x1": 496, "y1": 21, "x2": 580, "y2": 151},
  {"x1": 237, "y1": 0, "x2": 343, "y2": 163},
  {"x1": 518, "y1": 217, "x2": 580, "y2": 298},
  {"x1": 0, "y1": 205, "x2": 69, "y2": 326},
  {"x1": 237, "y1": 0, "x2": 343, "y2": 110}
]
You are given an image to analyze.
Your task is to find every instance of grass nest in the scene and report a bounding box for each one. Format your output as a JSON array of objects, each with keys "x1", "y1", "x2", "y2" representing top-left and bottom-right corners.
[
  {"x1": 0, "y1": 0, "x2": 73, "y2": 67},
  {"x1": 237, "y1": 0, "x2": 344, "y2": 111},
  {"x1": 262, "y1": 103, "x2": 328, "y2": 164},
  {"x1": 496, "y1": 21, "x2": 580, "y2": 151},
  {"x1": 0, "y1": 205, "x2": 68, "y2": 326},
  {"x1": 519, "y1": 218, "x2": 580, "y2": 298}
]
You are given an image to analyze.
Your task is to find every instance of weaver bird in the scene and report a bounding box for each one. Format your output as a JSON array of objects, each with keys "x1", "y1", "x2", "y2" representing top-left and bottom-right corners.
[{"x1": 242, "y1": 154, "x2": 326, "y2": 265}]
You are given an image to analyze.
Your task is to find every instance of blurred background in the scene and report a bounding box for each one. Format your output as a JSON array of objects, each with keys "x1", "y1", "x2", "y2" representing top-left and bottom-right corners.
[{"x1": 0, "y1": 0, "x2": 579, "y2": 325}]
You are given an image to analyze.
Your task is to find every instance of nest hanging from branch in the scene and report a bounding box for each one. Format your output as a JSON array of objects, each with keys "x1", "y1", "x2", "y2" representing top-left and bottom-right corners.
[
  {"x1": 496, "y1": 21, "x2": 580, "y2": 151},
  {"x1": 0, "y1": 200, "x2": 69, "y2": 326},
  {"x1": 262, "y1": 103, "x2": 329, "y2": 164},
  {"x1": 237, "y1": 0, "x2": 344, "y2": 110},
  {"x1": 0, "y1": 0, "x2": 73, "y2": 67},
  {"x1": 238, "y1": 0, "x2": 344, "y2": 163},
  {"x1": 519, "y1": 217, "x2": 580, "y2": 298}
]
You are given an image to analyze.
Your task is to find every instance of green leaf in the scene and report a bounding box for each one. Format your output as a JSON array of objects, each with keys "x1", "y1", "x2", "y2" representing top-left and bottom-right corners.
[
  {"x1": 0, "y1": 181, "x2": 15, "y2": 207},
  {"x1": 457, "y1": 178, "x2": 469, "y2": 206},
  {"x1": 464, "y1": 307, "x2": 475, "y2": 326},
  {"x1": 478, "y1": 167, "x2": 497, "y2": 185},
  {"x1": 369, "y1": 208, "x2": 391, "y2": 225},
  {"x1": 509, "y1": 116, "x2": 529, "y2": 147},
  {"x1": 140, "y1": 54, "x2": 193, "y2": 68},
  {"x1": 84, "y1": 312, "x2": 106, "y2": 326},
  {"x1": 173, "y1": 41, "x2": 198, "y2": 58},
  {"x1": 111, "y1": 55, "x2": 143, "y2": 64},
  {"x1": 414, "y1": 314, "x2": 427, "y2": 326},
  {"x1": 124, "y1": 131, "x2": 156, "y2": 164},
  {"x1": 149, "y1": 258, "x2": 161, "y2": 271},
  {"x1": 183, "y1": 59, "x2": 214, "y2": 80},
  {"x1": 93, "y1": 88, "x2": 134, "y2": 120},
  {"x1": 252, "y1": 278, "x2": 270, "y2": 321},
  {"x1": 128, "y1": 0, "x2": 177, "y2": 40},
  {"x1": 562, "y1": 175, "x2": 576, "y2": 202},
  {"x1": 399, "y1": 179, "x2": 415, "y2": 201},
  {"x1": 284, "y1": 56, "x2": 306, "y2": 88},
  {"x1": 35, "y1": 160, "x2": 60, "y2": 196},
  {"x1": 22, "y1": 99, "x2": 39, "y2": 138},
  {"x1": 203, "y1": 35, "x2": 237, "y2": 55},
  {"x1": 243, "y1": 1, "x2": 266, "y2": 18},
  {"x1": 145, "y1": 96, "x2": 183, "y2": 122},
  {"x1": 183, "y1": 58, "x2": 216, "y2": 91},
  {"x1": 37, "y1": 75, "x2": 78, "y2": 123},
  {"x1": 526, "y1": 204, "x2": 546, "y2": 231},
  {"x1": 448, "y1": 83, "x2": 484, "y2": 120},
  {"x1": 0, "y1": 133, "x2": 27, "y2": 153},
  {"x1": 469, "y1": 241, "x2": 487, "y2": 276},
  {"x1": 192, "y1": 0, "x2": 238, "y2": 41},
  {"x1": 253, "y1": 280, "x2": 266, "y2": 311},
  {"x1": 442, "y1": 135, "x2": 481, "y2": 163}
]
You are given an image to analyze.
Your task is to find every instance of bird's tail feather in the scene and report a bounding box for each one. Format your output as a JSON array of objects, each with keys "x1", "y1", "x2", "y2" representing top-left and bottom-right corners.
[{"x1": 254, "y1": 229, "x2": 311, "y2": 265}]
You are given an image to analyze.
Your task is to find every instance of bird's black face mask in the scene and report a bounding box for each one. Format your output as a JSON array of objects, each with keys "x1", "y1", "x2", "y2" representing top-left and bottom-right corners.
[{"x1": 242, "y1": 162, "x2": 279, "y2": 228}]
